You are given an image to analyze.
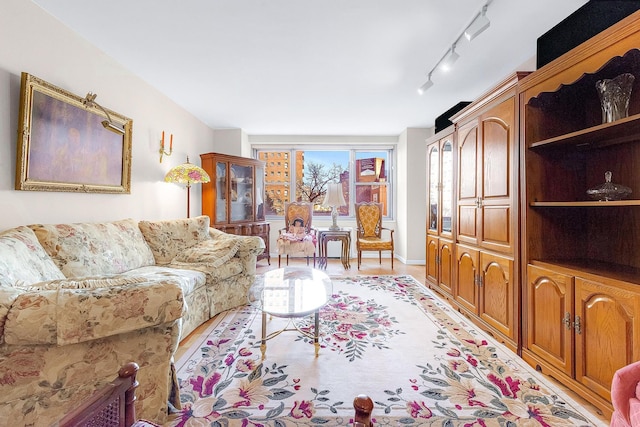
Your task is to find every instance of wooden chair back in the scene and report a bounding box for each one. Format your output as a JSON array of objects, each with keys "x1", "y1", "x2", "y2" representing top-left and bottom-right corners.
[
  {"x1": 284, "y1": 201, "x2": 314, "y2": 232},
  {"x1": 355, "y1": 202, "x2": 383, "y2": 238}
]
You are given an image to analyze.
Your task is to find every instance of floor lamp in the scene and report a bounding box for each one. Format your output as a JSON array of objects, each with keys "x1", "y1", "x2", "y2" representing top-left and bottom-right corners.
[{"x1": 164, "y1": 157, "x2": 211, "y2": 218}]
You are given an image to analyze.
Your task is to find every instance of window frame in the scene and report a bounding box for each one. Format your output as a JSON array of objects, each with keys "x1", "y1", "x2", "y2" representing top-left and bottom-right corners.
[{"x1": 253, "y1": 144, "x2": 395, "y2": 220}]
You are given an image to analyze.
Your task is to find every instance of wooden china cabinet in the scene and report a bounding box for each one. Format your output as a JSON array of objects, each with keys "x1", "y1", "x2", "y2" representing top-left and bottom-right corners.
[
  {"x1": 200, "y1": 152, "x2": 270, "y2": 264},
  {"x1": 519, "y1": 11, "x2": 640, "y2": 417},
  {"x1": 425, "y1": 127, "x2": 455, "y2": 298},
  {"x1": 448, "y1": 73, "x2": 527, "y2": 352}
]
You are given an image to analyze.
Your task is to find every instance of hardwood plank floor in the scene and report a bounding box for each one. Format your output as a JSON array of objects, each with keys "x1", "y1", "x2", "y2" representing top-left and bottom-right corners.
[{"x1": 175, "y1": 256, "x2": 609, "y2": 425}]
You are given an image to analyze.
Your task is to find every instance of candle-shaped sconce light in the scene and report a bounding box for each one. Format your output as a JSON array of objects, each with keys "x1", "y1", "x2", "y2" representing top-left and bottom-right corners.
[{"x1": 159, "y1": 131, "x2": 173, "y2": 163}]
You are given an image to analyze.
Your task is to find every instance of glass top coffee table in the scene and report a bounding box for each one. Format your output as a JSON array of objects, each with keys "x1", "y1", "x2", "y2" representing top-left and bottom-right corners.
[{"x1": 249, "y1": 267, "x2": 333, "y2": 359}]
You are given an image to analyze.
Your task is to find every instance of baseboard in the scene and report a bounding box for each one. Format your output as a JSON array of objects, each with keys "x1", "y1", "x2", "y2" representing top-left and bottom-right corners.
[{"x1": 266, "y1": 252, "x2": 426, "y2": 266}]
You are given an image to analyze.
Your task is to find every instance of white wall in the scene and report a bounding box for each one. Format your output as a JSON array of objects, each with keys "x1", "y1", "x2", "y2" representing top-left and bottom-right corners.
[
  {"x1": 397, "y1": 128, "x2": 431, "y2": 264},
  {"x1": 0, "y1": 0, "x2": 226, "y2": 229},
  {"x1": 213, "y1": 128, "x2": 247, "y2": 157}
]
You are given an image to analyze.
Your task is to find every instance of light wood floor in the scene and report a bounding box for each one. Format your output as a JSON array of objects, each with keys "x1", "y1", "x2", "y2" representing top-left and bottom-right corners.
[{"x1": 175, "y1": 256, "x2": 609, "y2": 425}]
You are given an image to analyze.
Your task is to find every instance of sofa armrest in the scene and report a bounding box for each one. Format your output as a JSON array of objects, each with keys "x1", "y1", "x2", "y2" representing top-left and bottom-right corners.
[
  {"x1": 208, "y1": 228, "x2": 264, "y2": 254},
  {"x1": 4, "y1": 278, "x2": 186, "y2": 346},
  {"x1": 207, "y1": 228, "x2": 264, "y2": 275}
]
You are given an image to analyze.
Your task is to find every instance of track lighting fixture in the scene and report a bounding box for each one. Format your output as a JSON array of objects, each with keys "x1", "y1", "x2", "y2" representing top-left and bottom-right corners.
[
  {"x1": 417, "y1": 1, "x2": 491, "y2": 95},
  {"x1": 465, "y1": 5, "x2": 490, "y2": 41}
]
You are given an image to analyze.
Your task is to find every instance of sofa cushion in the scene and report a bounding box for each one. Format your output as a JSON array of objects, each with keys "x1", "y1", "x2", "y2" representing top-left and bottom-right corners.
[
  {"x1": 169, "y1": 258, "x2": 244, "y2": 282},
  {"x1": 172, "y1": 238, "x2": 240, "y2": 267},
  {"x1": 0, "y1": 226, "x2": 65, "y2": 287},
  {"x1": 121, "y1": 266, "x2": 207, "y2": 298},
  {"x1": 138, "y1": 216, "x2": 211, "y2": 265},
  {"x1": 28, "y1": 219, "x2": 155, "y2": 278}
]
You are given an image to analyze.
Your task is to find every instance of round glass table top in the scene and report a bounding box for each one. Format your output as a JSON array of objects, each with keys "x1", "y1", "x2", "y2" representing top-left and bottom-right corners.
[{"x1": 249, "y1": 267, "x2": 333, "y2": 317}]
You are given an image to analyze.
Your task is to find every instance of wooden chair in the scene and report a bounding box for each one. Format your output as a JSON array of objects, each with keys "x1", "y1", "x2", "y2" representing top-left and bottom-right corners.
[
  {"x1": 352, "y1": 394, "x2": 374, "y2": 426},
  {"x1": 58, "y1": 362, "x2": 159, "y2": 427},
  {"x1": 276, "y1": 201, "x2": 317, "y2": 267},
  {"x1": 355, "y1": 202, "x2": 394, "y2": 269}
]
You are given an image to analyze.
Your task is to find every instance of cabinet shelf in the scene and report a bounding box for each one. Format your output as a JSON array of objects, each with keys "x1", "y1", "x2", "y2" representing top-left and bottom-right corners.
[
  {"x1": 530, "y1": 200, "x2": 640, "y2": 207},
  {"x1": 529, "y1": 113, "x2": 640, "y2": 149}
]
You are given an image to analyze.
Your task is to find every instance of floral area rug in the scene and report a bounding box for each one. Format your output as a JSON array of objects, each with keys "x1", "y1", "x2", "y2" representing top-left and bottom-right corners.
[{"x1": 169, "y1": 275, "x2": 604, "y2": 426}]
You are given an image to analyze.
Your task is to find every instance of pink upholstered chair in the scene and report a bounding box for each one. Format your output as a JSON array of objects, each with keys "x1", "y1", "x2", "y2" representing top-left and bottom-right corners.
[
  {"x1": 610, "y1": 360, "x2": 640, "y2": 427},
  {"x1": 276, "y1": 202, "x2": 317, "y2": 267}
]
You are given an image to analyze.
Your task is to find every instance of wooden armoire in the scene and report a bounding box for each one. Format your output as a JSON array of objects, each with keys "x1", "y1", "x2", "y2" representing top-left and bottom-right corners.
[{"x1": 426, "y1": 10, "x2": 640, "y2": 418}]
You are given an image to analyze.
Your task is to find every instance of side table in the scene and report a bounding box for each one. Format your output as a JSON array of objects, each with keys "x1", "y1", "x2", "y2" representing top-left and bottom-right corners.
[{"x1": 317, "y1": 227, "x2": 352, "y2": 269}]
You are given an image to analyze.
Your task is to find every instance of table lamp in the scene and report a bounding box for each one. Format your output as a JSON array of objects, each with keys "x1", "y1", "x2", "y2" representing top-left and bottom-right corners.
[{"x1": 322, "y1": 183, "x2": 346, "y2": 231}]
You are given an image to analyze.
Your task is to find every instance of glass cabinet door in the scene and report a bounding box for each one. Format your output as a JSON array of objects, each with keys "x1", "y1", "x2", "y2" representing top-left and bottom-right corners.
[
  {"x1": 428, "y1": 144, "x2": 439, "y2": 231},
  {"x1": 441, "y1": 140, "x2": 453, "y2": 234},
  {"x1": 230, "y1": 163, "x2": 254, "y2": 222},
  {"x1": 215, "y1": 162, "x2": 227, "y2": 224},
  {"x1": 255, "y1": 164, "x2": 265, "y2": 221}
]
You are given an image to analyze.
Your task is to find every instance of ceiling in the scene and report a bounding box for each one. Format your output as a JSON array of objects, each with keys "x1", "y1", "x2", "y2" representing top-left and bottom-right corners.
[{"x1": 31, "y1": 0, "x2": 588, "y2": 136}]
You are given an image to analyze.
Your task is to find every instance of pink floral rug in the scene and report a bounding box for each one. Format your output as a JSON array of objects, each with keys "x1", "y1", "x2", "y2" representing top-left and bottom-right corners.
[{"x1": 168, "y1": 275, "x2": 604, "y2": 426}]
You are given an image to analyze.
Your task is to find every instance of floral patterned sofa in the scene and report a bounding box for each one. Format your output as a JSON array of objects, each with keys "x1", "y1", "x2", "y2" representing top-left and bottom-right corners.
[{"x1": 0, "y1": 215, "x2": 264, "y2": 426}]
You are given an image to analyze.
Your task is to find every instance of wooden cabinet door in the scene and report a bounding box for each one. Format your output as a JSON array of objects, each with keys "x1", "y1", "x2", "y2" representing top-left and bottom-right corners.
[
  {"x1": 439, "y1": 239, "x2": 454, "y2": 296},
  {"x1": 455, "y1": 244, "x2": 479, "y2": 314},
  {"x1": 479, "y1": 251, "x2": 514, "y2": 339},
  {"x1": 426, "y1": 235, "x2": 439, "y2": 287},
  {"x1": 478, "y1": 97, "x2": 515, "y2": 254},
  {"x1": 574, "y1": 277, "x2": 640, "y2": 402},
  {"x1": 457, "y1": 122, "x2": 479, "y2": 246},
  {"x1": 526, "y1": 265, "x2": 574, "y2": 376}
]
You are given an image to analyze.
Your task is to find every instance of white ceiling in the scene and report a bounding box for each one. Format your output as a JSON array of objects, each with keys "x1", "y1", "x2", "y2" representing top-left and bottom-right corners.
[{"x1": 32, "y1": 0, "x2": 588, "y2": 135}]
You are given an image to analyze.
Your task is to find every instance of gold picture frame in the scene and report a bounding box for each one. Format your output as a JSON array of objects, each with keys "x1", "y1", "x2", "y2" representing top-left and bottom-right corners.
[{"x1": 15, "y1": 72, "x2": 132, "y2": 193}]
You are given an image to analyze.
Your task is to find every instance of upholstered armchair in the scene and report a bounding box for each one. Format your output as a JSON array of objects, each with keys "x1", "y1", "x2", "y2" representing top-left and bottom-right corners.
[
  {"x1": 276, "y1": 202, "x2": 317, "y2": 267},
  {"x1": 354, "y1": 202, "x2": 394, "y2": 269},
  {"x1": 610, "y1": 360, "x2": 640, "y2": 427}
]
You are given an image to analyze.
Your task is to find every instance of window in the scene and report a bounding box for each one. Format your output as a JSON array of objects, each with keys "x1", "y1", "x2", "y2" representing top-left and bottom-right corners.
[{"x1": 255, "y1": 148, "x2": 393, "y2": 218}]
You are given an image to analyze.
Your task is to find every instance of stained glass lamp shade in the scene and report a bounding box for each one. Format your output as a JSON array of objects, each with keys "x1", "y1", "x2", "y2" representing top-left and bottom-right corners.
[{"x1": 164, "y1": 157, "x2": 211, "y2": 218}]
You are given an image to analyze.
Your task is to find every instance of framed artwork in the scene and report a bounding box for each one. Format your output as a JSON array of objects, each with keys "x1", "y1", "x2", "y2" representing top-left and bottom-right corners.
[{"x1": 15, "y1": 72, "x2": 133, "y2": 193}]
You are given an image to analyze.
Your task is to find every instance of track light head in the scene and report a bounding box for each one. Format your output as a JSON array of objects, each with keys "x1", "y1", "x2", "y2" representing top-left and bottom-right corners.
[
  {"x1": 440, "y1": 45, "x2": 459, "y2": 72},
  {"x1": 417, "y1": 74, "x2": 434, "y2": 95},
  {"x1": 465, "y1": 5, "x2": 490, "y2": 41}
]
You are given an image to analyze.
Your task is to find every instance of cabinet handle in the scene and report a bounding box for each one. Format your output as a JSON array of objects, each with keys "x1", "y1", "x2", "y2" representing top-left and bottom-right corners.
[
  {"x1": 563, "y1": 312, "x2": 572, "y2": 330},
  {"x1": 477, "y1": 275, "x2": 483, "y2": 287},
  {"x1": 435, "y1": 255, "x2": 440, "y2": 265},
  {"x1": 574, "y1": 315, "x2": 582, "y2": 335},
  {"x1": 475, "y1": 197, "x2": 483, "y2": 208}
]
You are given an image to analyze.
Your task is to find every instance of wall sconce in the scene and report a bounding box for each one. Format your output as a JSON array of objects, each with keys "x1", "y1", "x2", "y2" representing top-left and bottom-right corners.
[
  {"x1": 82, "y1": 92, "x2": 125, "y2": 135},
  {"x1": 159, "y1": 131, "x2": 173, "y2": 163}
]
